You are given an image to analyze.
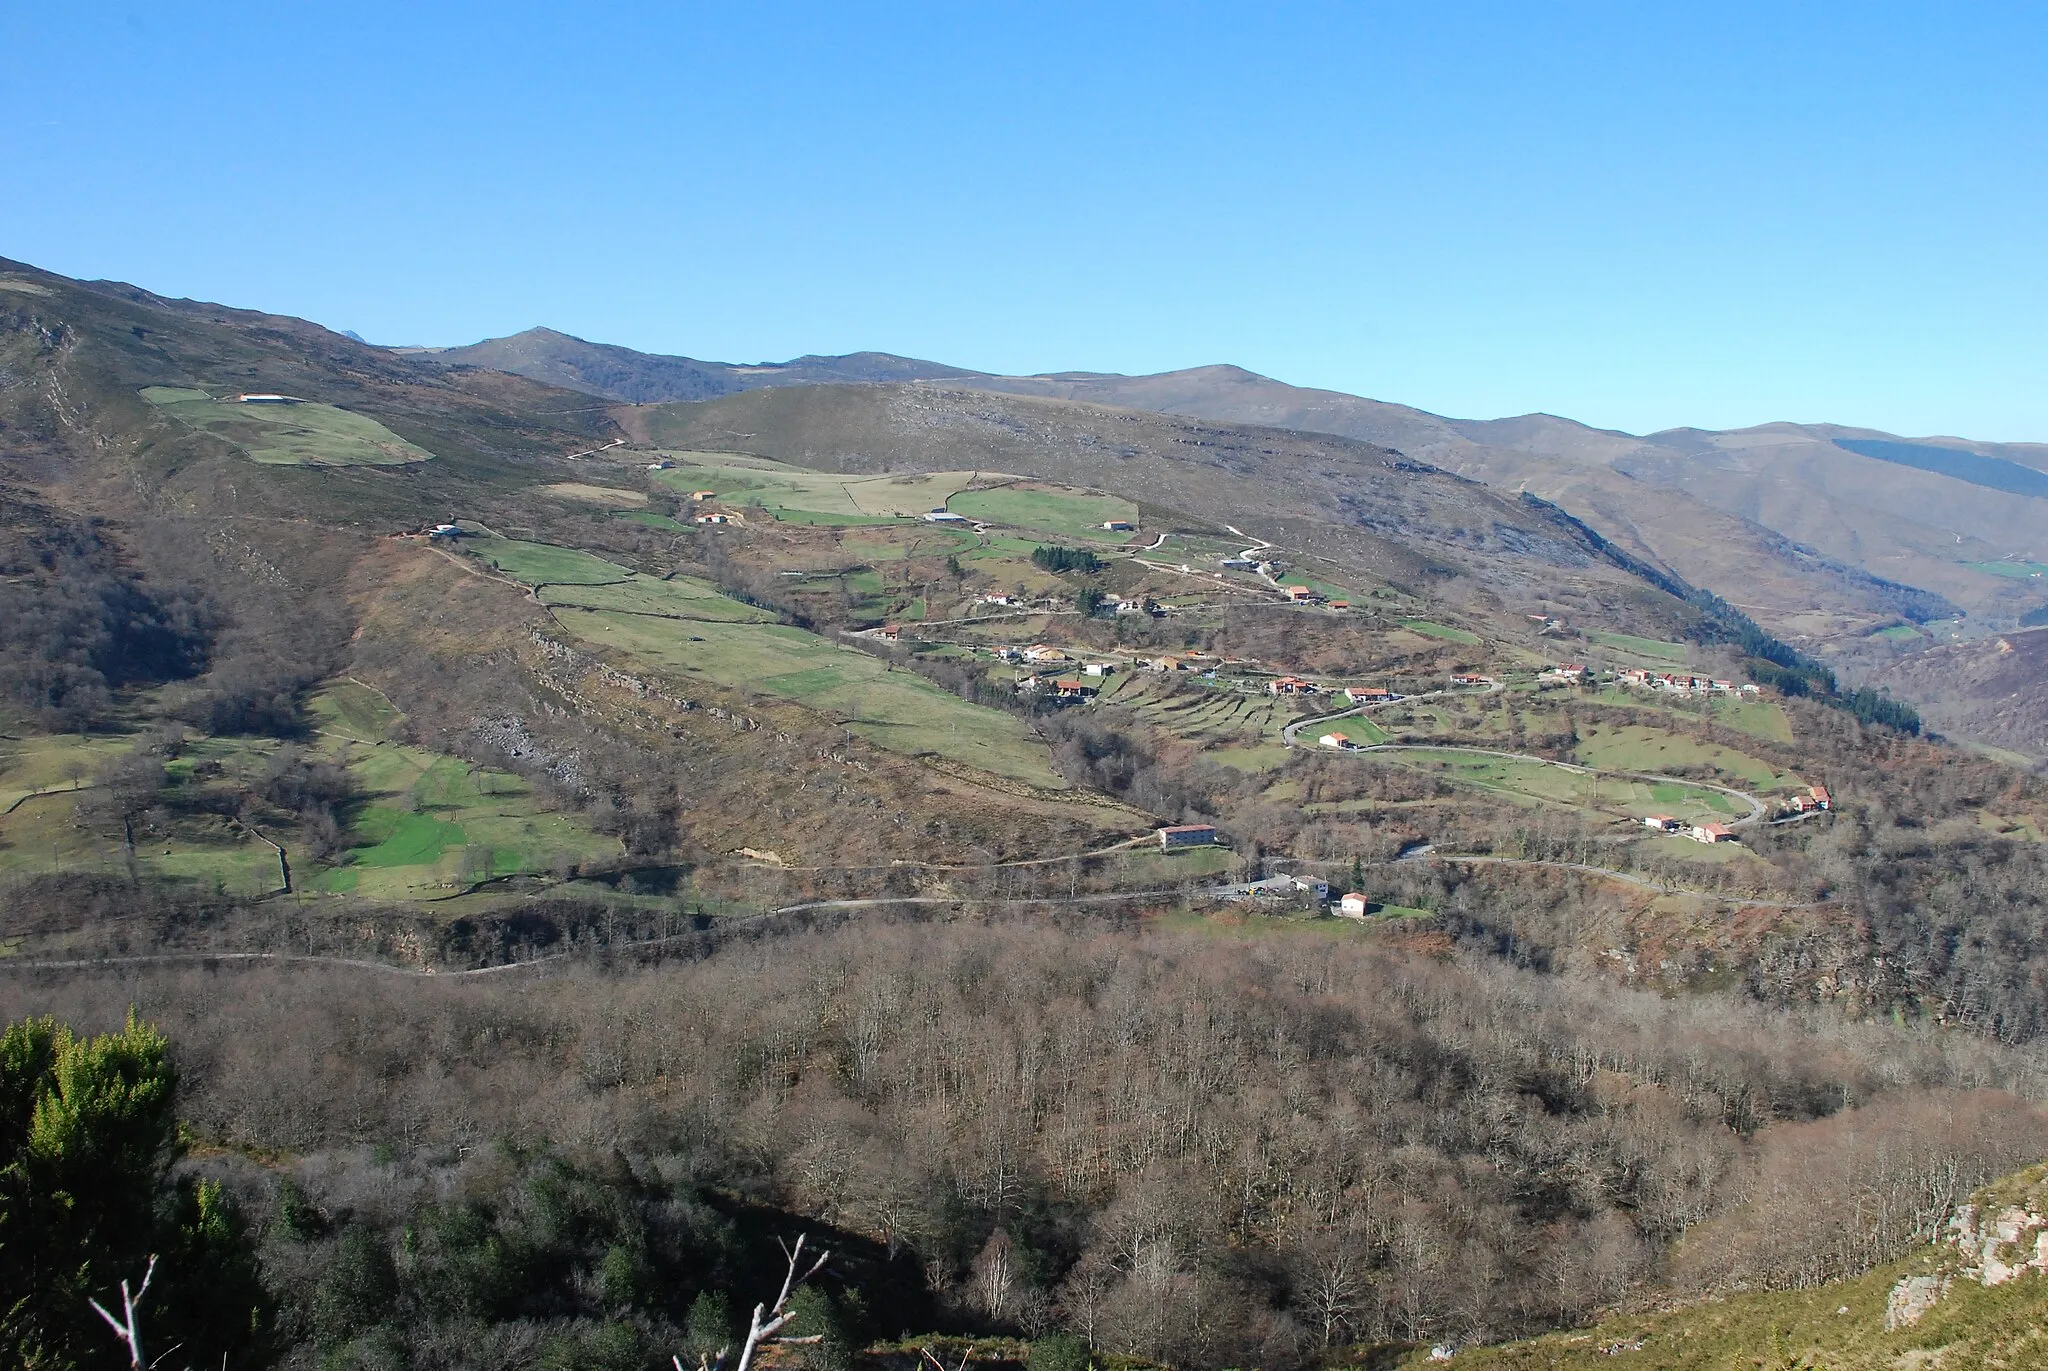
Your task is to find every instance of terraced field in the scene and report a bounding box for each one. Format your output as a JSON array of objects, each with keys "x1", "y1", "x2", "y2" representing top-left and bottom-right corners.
[{"x1": 139, "y1": 387, "x2": 432, "y2": 466}]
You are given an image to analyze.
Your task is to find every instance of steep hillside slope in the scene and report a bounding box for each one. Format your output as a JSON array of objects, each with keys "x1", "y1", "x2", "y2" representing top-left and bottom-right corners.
[{"x1": 417, "y1": 326, "x2": 981, "y2": 403}]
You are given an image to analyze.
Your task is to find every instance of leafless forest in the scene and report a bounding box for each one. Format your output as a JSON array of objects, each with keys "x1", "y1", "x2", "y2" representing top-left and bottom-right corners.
[{"x1": 6, "y1": 915, "x2": 2043, "y2": 1367}]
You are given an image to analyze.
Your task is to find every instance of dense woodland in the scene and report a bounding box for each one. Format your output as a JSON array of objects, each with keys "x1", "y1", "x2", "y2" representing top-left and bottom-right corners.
[{"x1": 5, "y1": 918, "x2": 2046, "y2": 1369}]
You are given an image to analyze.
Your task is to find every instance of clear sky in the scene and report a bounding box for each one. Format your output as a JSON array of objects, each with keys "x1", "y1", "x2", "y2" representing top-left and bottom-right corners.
[{"x1": 4, "y1": 3, "x2": 2044, "y2": 438}]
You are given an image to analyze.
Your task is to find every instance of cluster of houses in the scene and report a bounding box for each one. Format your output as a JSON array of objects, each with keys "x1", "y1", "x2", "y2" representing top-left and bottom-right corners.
[
  {"x1": 1266, "y1": 677, "x2": 1400, "y2": 702},
  {"x1": 1279, "y1": 584, "x2": 1352, "y2": 611},
  {"x1": 1781, "y1": 785, "x2": 1832, "y2": 816},
  {"x1": 1018, "y1": 676, "x2": 1099, "y2": 701},
  {"x1": 1618, "y1": 668, "x2": 1757, "y2": 696},
  {"x1": 1642, "y1": 815, "x2": 1738, "y2": 844}
]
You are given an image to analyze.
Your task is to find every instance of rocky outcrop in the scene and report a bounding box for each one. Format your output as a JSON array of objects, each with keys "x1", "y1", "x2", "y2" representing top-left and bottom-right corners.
[{"x1": 1886, "y1": 1162, "x2": 2048, "y2": 1329}]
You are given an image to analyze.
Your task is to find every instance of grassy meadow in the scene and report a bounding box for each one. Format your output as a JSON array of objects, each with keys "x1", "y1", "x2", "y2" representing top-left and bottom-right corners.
[
  {"x1": 553, "y1": 609, "x2": 1065, "y2": 787},
  {"x1": 947, "y1": 485, "x2": 1139, "y2": 539},
  {"x1": 139, "y1": 387, "x2": 432, "y2": 466}
]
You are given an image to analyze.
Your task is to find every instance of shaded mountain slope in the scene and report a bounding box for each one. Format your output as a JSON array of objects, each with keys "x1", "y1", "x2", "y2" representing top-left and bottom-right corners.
[{"x1": 416, "y1": 326, "x2": 982, "y2": 404}]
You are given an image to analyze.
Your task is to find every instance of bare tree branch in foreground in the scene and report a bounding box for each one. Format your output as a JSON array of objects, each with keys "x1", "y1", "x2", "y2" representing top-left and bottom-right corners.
[
  {"x1": 87, "y1": 1255, "x2": 157, "y2": 1371},
  {"x1": 677, "y1": 1233, "x2": 833, "y2": 1371}
]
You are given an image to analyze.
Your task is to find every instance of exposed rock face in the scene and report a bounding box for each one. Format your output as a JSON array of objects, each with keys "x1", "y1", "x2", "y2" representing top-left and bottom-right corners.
[
  {"x1": 1886, "y1": 1162, "x2": 2048, "y2": 1328},
  {"x1": 1884, "y1": 1274, "x2": 1947, "y2": 1331}
]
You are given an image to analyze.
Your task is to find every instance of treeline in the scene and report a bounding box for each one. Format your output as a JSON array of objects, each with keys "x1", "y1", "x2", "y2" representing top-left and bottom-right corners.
[
  {"x1": 1030, "y1": 545, "x2": 1102, "y2": 575},
  {"x1": 1684, "y1": 586, "x2": 1921, "y2": 733},
  {"x1": 7, "y1": 919, "x2": 2046, "y2": 1367},
  {"x1": 0, "y1": 508, "x2": 214, "y2": 730}
]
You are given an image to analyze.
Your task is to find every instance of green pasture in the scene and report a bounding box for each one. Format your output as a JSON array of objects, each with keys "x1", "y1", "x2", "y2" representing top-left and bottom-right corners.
[
  {"x1": 1397, "y1": 617, "x2": 1480, "y2": 644},
  {"x1": 1574, "y1": 722, "x2": 1797, "y2": 789},
  {"x1": 0, "y1": 732, "x2": 136, "y2": 811},
  {"x1": 1319, "y1": 715, "x2": 1389, "y2": 745},
  {"x1": 947, "y1": 486, "x2": 1139, "y2": 541},
  {"x1": 551, "y1": 609, "x2": 1067, "y2": 787},
  {"x1": 1279, "y1": 577, "x2": 1356, "y2": 604},
  {"x1": 316, "y1": 743, "x2": 621, "y2": 899},
  {"x1": 840, "y1": 527, "x2": 982, "y2": 562},
  {"x1": 308, "y1": 680, "x2": 405, "y2": 745},
  {"x1": 1869, "y1": 623, "x2": 1923, "y2": 643},
  {"x1": 471, "y1": 538, "x2": 632, "y2": 586},
  {"x1": 1965, "y1": 559, "x2": 2048, "y2": 580},
  {"x1": 1585, "y1": 629, "x2": 1689, "y2": 662},
  {"x1": 139, "y1": 387, "x2": 431, "y2": 466},
  {"x1": 538, "y1": 576, "x2": 775, "y2": 623},
  {"x1": 0, "y1": 790, "x2": 284, "y2": 896},
  {"x1": 1579, "y1": 684, "x2": 1796, "y2": 745},
  {"x1": 648, "y1": 453, "x2": 979, "y2": 521},
  {"x1": 845, "y1": 471, "x2": 978, "y2": 516}
]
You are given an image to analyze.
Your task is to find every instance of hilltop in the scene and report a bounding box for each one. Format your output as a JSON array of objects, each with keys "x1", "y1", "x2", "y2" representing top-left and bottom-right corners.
[{"x1": 415, "y1": 325, "x2": 981, "y2": 403}]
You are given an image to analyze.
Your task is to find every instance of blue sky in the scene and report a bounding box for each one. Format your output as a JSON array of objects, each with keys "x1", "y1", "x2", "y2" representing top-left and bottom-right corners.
[{"x1": 3, "y1": 3, "x2": 2044, "y2": 438}]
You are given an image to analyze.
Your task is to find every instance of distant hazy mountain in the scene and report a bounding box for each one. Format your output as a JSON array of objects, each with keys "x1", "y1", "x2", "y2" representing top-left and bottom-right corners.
[
  {"x1": 415, "y1": 327, "x2": 984, "y2": 404},
  {"x1": 961, "y1": 366, "x2": 2048, "y2": 636}
]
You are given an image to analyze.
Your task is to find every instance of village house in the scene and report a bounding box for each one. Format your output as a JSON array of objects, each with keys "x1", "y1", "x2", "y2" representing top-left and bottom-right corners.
[
  {"x1": 1318, "y1": 732, "x2": 1355, "y2": 749},
  {"x1": 1808, "y1": 785, "x2": 1831, "y2": 810},
  {"x1": 1267, "y1": 676, "x2": 1316, "y2": 695},
  {"x1": 1082, "y1": 662, "x2": 1115, "y2": 677},
  {"x1": 1643, "y1": 815, "x2": 1682, "y2": 832},
  {"x1": 1328, "y1": 599, "x2": 1350, "y2": 612},
  {"x1": 923, "y1": 507, "x2": 971, "y2": 523},
  {"x1": 692, "y1": 512, "x2": 734, "y2": 525},
  {"x1": 1337, "y1": 892, "x2": 1371, "y2": 919},
  {"x1": 1051, "y1": 679, "x2": 1097, "y2": 700},
  {"x1": 980, "y1": 593, "x2": 1017, "y2": 607},
  {"x1": 1689, "y1": 822, "x2": 1735, "y2": 844},
  {"x1": 1140, "y1": 656, "x2": 1185, "y2": 673},
  {"x1": 688, "y1": 490, "x2": 718, "y2": 501},
  {"x1": 1100, "y1": 519, "x2": 1136, "y2": 532},
  {"x1": 1022, "y1": 644, "x2": 1068, "y2": 663},
  {"x1": 876, "y1": 626, "x2": 902, "y2": 642},
  {"x1": 1284, "y1": 585, "x2": 1319, "y2": 603},
  {"x1": 1345, "y1": 686, "x2": 1394, "y2": 704},
  {"x1": 1158, "y1": 824, "x2": 1220, "y2": 850}
]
